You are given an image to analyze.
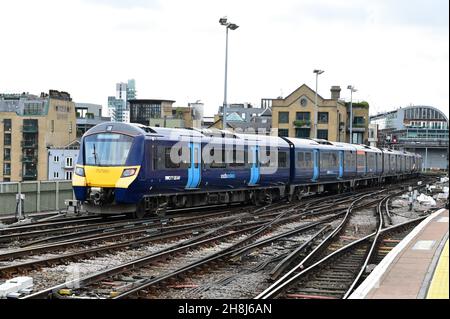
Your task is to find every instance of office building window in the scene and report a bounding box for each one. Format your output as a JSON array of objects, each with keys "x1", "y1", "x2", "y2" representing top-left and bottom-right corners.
[
  {"x1": 24, "y1": 102, "x2": 45, "y2": 115},
  {"x1": 53, "y1": 171, "x2": 59, "y2": 178},
  {"x1": 296, "y1": 112, "x2": 310, "y2": 121},
  {"x1": 66, "y1": 157, "x2": 73, "y2": 167},
  {"x1": 295, "y1": 128, "x2": 310, "y2": 138},
  {"x1": 4, "y1": 134, "x2": 11, "y2": 146},
  {"x1": 317, "y1": 129, "x2": 328, "y2": 140},
  {"x1": 318, "y1": 112, "x2": 329, "y2": 123},
  {"x1": 278, "y1": 129, "x2": 289, "y2": 137},
  {"x1": 54, "y1": 156, "x2": 59, "y2": 163},
  {"x1": 278, "y1": 112, "x2": 289, "y2": 124},
  {"x1": 65, "y1": 171, "x2": 73, "y2": 180},
  {"x1": 4, "y1": 148, "x2": 11, "y2": 161},
  {"x1": 4, "y1": 119, "x2": 11, "y2": 132},
  {"x1": 3, "y1": 163, "x2": 11, "y2": 175},
  {"x1": 353, "y1": 117, "x2": 365, "y2": 126},
  {"x1": 352, "y1": 132, "x2": 363, "y2": 144}
]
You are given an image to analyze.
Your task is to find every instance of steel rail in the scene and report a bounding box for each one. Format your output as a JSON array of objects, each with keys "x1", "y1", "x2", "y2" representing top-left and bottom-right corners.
[
  {"x1": 255, "y1": 191, "x2": 382, "y2": 299},
  {"x1": 22, "y1": 223, "x2": 265, "y2": 299},
  {"x1": 255, "y1": 214, "x2": 427, "y2": 299}
]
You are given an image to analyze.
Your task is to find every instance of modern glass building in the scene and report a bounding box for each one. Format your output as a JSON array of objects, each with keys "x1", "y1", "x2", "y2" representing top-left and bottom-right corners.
[
  {"x1": 128, "y1": 99, "x2": 175, "y2": 126},
  {"x1": 370, "y1": 105, "x2": 449, "y2": 170},
  {"x1": 107, "y1": 79, "x2": 136, "y2": 123}
]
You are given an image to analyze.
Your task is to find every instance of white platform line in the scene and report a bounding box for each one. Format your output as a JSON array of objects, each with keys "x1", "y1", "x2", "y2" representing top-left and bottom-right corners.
[{"x1": 349, "y1": 208, "x2": 447, "y2": 299}]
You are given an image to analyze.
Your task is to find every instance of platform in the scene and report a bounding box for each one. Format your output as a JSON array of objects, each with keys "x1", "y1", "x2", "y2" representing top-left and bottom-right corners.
[{"x1": 350, "y1": 208, "x2": 449, "y2": 299}]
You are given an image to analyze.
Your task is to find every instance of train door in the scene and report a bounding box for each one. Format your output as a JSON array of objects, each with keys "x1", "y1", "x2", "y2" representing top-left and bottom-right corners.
[
  {"x1": 186, "y1": 142, "x2": 201, "y2": 189},
  {"x1": 312, "y1": 149, "x2": 319, "y2": 181},
  {"x1": 338, "y1": 150, "x2": 344, "y2": 179},
  {"x1": 249, "y1": 145, "x2": 260, "y2": 186}
]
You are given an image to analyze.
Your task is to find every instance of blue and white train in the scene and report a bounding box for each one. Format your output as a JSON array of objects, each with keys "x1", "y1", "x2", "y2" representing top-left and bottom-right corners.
[{"x1": 72, "y1": 122, "x2": 422, "y2": 217}]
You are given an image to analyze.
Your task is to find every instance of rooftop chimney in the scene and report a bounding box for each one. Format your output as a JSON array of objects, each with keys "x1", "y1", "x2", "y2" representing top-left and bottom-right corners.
[{"x1": 330, "y1": 86, "x2": 341, "y2": 99}]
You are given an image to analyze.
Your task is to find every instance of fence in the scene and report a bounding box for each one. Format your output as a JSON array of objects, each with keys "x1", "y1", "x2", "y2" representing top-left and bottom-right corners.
[{"x1": 0, "y1": 181, "x2": 74, "y2": 216}]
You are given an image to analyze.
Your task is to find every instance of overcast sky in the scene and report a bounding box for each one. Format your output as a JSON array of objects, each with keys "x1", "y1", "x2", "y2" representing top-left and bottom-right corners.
[{"x1": 0, "y1": 0, "x2": 448, "y2": 118}]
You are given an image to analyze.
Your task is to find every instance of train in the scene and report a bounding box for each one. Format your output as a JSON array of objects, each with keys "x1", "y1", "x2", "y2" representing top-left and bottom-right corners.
[{"x1": 72, "y1": 122, "x2": 422, "y2": 217}]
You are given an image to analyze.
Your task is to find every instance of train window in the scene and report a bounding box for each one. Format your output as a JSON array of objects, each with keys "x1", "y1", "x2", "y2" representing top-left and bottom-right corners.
[
  {"x1": 210, "y1": 146, "x2": 226, "y2": 168},
  {"x1": 344, "y1": 151, "x2": 352, "y2": 169},
  {"x1": 260, "y1": 149, "x2": 271, "y2": 167},
  {"x1": 297, "y1": 152, "x2": 304, "y2": 168},
  {"x1": 377, "y1": 153, "x2": 382, "y2": 170},
  {"x1": 330, "y1": 152, "x2": 338, "y2": 167},
  {"x1": 357, "y1": 152, "x2": 366, "y2": 172},
  {"x1": 368, "y1": 153, "x2": 376, "y2": 172},
  {"x1": 153, "y1": 147, "x2": 164, "y2": 169},
  {"x1": 230, "y1": 148, "x2": 245, "y2": 167},
  {"x1": 165, "y1": 147, "x2": 180, "y2": 169},
  {"x1": 278, "y1": 151, "x2": 288, "y2": 168},
  {"x1": 304, "y1": 152, "x2": 313, "y2": 169},
  {"x1": 320, "y1": 152, "x2": 330, "y2": 169}
]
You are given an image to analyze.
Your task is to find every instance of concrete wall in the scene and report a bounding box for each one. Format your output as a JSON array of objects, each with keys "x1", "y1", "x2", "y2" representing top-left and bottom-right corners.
[{"x1": 0, "y1": 180, "x2": 74, "y2": 216}]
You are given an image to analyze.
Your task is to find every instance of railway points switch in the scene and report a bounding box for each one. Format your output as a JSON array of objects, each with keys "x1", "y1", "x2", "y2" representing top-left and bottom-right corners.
[{"x1": 65, "y1": 199, "x2": 81, "y2": 215}]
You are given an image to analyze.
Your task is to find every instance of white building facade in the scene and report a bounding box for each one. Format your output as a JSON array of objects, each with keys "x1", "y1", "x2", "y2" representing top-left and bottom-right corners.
[{"x1": 47, "y1": 141, "x2": 79, "y2": 181}]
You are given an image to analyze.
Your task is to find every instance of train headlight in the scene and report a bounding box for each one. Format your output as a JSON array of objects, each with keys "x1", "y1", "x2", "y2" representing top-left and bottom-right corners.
[
  {"x1": 121, "y1": 168, "x2": 137, "y2": 178},
  {"x1": 75, "y1": 166, "x2": 85, "y2": 177}
]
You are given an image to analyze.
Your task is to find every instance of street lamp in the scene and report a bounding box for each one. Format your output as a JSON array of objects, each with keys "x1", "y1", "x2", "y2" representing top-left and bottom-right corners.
[
  {"x1": 313, "y1": 69, "x2": 324, "y2": 139},
  {"x1": 219, "y1": 16, "x2": 239, "y2": 131},
  {"x1": 347, "y1": 85, "x2": 358, "y2": 144}
]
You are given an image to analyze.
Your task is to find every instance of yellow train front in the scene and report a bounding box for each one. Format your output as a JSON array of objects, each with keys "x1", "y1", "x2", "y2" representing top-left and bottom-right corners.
[{"x1": 72, "y1": 122, "x2": 144, "y2": 216}]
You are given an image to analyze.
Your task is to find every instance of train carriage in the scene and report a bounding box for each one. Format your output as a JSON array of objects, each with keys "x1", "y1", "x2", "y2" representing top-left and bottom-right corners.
[
  {"x1": 72, "y1": 122, "x2": 421, "y2": 217},
  {"x1": 329, "y1": 142, "x2": 359, "y2": 179},
  {"x1": 283, "y1": 138, "x2": 319, "y2": 184}
]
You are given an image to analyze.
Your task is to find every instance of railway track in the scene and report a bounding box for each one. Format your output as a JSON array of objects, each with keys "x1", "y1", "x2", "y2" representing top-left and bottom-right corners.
[
  {"x1": 0, "y1": 204, "x2": 296, "y2": 273},
  {"x1": 0, "y1": 176, "x2": 436, "y2": 299},
  {"x1": 20, "y1": 194, "x2": 365, "y2": 299},
  {"x1": 255, "y1": 195, "x2": 427, "y2": 299},
  {"x1": 145, "y1": 183, "x2": 433, "y2": 299},
  {"x1": 36, "y1": 190, "x2": 400, "y2": 299}
]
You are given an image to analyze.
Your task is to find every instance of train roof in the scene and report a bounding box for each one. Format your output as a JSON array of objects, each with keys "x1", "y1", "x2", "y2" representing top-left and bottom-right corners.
[
  {"x1": 381, "y1": 148, "x2": 417, "y2": 156},
  {"x1": 149, "y1": 126, "x2": 204, "y2": 139},
  {"x1": 328, "y1": 141, "x2": 357, "y2": 151},
  {"x1": 283, "y1": 137, "x2": 320, "y2": 148},
  {"x1": 236, "y1": 133, "x2": 289, "y2": 147},
  {"x1": 84, "y1": 122, "x2": 154, "y2": 136},
  {"x1": 352, "y1": 144, "x2": 382, "y2": 153}
]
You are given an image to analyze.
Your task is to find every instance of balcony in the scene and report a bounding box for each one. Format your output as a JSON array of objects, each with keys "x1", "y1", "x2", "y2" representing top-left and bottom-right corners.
[
  {"x1": 22, "y1": 125, "x2": 39, "y2": 133},
  {"x1": 22, "y1": 171, "x2": 37, "y2": 181},
  {"x1": 347, "y1": 123, "x2": 366, "y2": 132},
  {"x1": 22, "y1": 170, "x2": 37, "y2": 180},
  {"x1": 22, "y1": 155, "x2": 38, "y2": 163},
  {"x1": 21, "y1": 140, "x2": 38, "y2": 148},
  {"x1": 293, "y1": 120, "x2": 311, "y2": 128}
]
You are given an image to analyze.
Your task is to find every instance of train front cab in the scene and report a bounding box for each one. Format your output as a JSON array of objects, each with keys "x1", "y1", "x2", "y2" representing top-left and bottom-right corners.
[{"x1": 72, "y1": 123, "x2": 146, "y2": 214}]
